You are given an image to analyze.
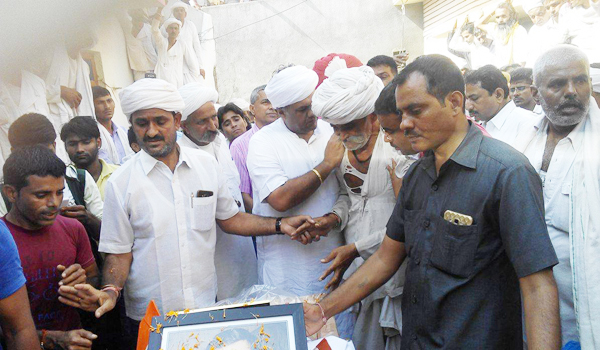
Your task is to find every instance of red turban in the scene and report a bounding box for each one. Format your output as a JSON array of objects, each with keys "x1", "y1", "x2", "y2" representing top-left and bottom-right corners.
[{"x1": 312, "y1": 53, "x2": 363, "y2": 87}]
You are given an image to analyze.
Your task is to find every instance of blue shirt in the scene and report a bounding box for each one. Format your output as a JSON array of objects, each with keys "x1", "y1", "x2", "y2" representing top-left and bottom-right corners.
[{"x1": 0, "y1": 219, "x2": 27, "y2": 349}]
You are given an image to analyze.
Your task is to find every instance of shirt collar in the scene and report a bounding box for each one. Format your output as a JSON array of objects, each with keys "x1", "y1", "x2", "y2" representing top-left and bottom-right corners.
[
  {"x1": 139, "y1": 145, "x2": 191, "y2": 176},
  {"x1": 488, "y1": 100, "x2": 514, "y2": 130}
]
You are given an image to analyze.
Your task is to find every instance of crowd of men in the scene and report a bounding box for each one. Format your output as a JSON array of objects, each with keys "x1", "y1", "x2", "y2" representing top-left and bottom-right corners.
[{"x1": 1, "y1": 0, "x2": 600, "y2": 349}]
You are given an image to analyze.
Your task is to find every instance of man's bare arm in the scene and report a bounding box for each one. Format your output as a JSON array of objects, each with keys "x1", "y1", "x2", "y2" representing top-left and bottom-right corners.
[
  {"x1": 520, "y1": 268, "x2": 561, "y2": 350},
  {"x1": 304, "y1": 236, "x2": 406, "y2": 335},
  {"x1": 241, "y1": 192, "x2": 253, "y2": 213},
  {"x1": 217, "y1": 213, "x2": 315, "y2": 244},
  {"x1": 0, "y1": 285, "x2": 39, "y2": 350},
  {"x1": 266, "y1": 134, "x2": 343, "y2": 212}
]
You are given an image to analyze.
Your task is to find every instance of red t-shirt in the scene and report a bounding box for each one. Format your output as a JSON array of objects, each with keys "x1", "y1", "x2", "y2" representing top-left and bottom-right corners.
[{"x1": 1, "y1": 216, "x2": 95, "y2": 331}]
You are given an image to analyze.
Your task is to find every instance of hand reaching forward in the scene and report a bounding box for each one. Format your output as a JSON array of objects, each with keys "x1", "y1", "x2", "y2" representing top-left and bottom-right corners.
[
  {"x1": 319, "y1": 243, "x2": 359, "y2": 290},
  {"x1": 303, "y1": 302, "x2": 327, "y2": 337},
  {"x1": 58, "y1": 284, "x2": 117, "y2": 318}
]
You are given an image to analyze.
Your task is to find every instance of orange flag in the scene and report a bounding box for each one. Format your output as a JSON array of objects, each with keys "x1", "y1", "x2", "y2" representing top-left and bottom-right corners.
[{"x1": 137, "y1": 300, "x2": 161, "y2": 350}]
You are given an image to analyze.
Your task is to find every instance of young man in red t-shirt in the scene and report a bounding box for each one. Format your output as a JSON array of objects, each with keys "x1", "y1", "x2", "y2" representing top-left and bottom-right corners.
[{"x1": 1, "y1": 146, "x2": 99, "y2": 350}]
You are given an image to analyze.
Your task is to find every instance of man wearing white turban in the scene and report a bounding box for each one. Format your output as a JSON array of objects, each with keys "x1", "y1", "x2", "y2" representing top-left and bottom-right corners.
[
  {"x1": 58, "y1": 78, "x2": 317, "y2": 347},
  {"x1": 171, "y1": 2, "x2": 205, "y2": 82},
  {"x1": 247, "y1": 65, "x2": 352, "y2": 336},
  {"x1": 177, "y1": 82, "x2": 258, "y2": 300},
  {"x1": 151, "y1": 9, "x2": 200, "y2": 88},
  {"x1": 523, "y1": 0, "x2": 568, "y2": 67},
  {"x1": 312, "y1": 66, "x2": 415, "y2": 349}
]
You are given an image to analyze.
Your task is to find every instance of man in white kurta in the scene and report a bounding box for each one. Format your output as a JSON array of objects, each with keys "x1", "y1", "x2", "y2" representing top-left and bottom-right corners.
[
  {"x1": 465, "y1": 65, "x2": 539, "y2": 147},
  {"x1": 0, "y1": 70, "x2": 49, "y2": 170},
  {"x1": 178, "y1": 83, "x2": 257, "y2": 300},
  {"x1": 124, "y1": 9, "x2": 158, "y2": 81},
  {"x1": 312, "y1": 66, "x2": 415, "y2": 350},
  {"x1": 151, "y1": 15, "x2": 200, "y2": 88},
  {"x1": 558, "y1": 0, "x2": 600, "y2": 64},
  {"x1": 171, "y1": 2, "x2": 205, "y2": 83},
  {"x1": 523, "y1": 0, "x2": 569, "y2": 67},
  {"x1": 481, "y1": 3, "x2": 528, "y2": 67},
  {"x1": 514, "y1": 45, "x2": 598, "y2": 347}
]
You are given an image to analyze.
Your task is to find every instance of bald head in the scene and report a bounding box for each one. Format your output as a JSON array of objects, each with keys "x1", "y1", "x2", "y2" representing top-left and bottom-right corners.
[{"x1": 533, "y1": 45, "x2": 589, "y2": 86}]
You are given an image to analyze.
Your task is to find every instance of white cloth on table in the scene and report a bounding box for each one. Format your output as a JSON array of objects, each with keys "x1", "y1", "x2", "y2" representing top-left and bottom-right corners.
[
  {"x1": 98, "y1": 147, "x2": 239, "y2": 320},
  {"x1": 124, "y1": 22, "x2": 157, "y2": 78},
  {"x1": 151, "y1": 19, "x2": 200, "y2": 88},
  {"x1": 0, "y1": 70, "x2": 49, "y2": 168},
  {"x1": 97, "y1": 121, "x2": 134, "y2": 165},
  {"x1": 178, "y1": 133, "x2": 258, "y2": 300},
  {"x1": 265, "y1": 66, "x2": 319, "y2": 109},
  {"x1": 514, "y1": 103, "x2": 600, "y2": 346},
  {"x1": 312, "y1": 66, "x2": 383, "y2": 125},
  {"x1": 482, "y1": 100, "x2": 541, "y2": 147},
  {"x1": 247, "y1": 118, "x2": 348, "y2": 296},
  {"x1": 44, "y1": 43, "x2": 95, "y2": 132}
]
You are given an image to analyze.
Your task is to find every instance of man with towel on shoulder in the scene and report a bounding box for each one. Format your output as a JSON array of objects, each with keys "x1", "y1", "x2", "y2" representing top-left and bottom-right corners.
[{"x1": 311, "y1": 66, "x2": 415, "y2": 349}]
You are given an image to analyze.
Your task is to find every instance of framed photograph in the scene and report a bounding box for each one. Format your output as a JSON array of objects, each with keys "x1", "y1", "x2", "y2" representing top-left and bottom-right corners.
[
  {"x1": 81, "y1": 50, "x2": 104, "y2": 87},
  {"x1": 148, "y1": 303, "x2": 308, "y2": 350}
]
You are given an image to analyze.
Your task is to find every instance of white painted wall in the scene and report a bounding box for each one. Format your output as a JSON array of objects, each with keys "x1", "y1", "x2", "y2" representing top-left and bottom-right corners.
[{"x1": 203, "y1": 0, "x2": 424, "y2": 103}]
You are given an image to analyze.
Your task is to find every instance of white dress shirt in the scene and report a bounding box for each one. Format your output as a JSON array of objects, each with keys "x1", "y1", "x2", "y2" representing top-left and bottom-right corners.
[
  {"x1": 98, "y1": 147, "x2": 238, "y2": 320},
  {"x1": 521, "y1": 117, "x2": 582, "y2": 345},
  {"x1": 178, "y1": 133, "x2": 258, "y2": 300},
  {"x1": 483, "y1": 100, "x2": 540, "y2": 148},
  {"x1": 247, "y1": 118, "x2": 347, "y2": 296}
]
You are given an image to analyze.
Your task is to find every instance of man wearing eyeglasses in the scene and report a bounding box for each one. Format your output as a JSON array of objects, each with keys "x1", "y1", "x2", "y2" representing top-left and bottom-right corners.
[{"x1": 510, "y1": 68, "x2": 544, "y2": 115}]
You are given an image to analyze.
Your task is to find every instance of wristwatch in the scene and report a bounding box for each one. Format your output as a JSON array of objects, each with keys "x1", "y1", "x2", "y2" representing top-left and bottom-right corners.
[{"x1": 275, "y1": 217, "x2": 283, "y2": 234}]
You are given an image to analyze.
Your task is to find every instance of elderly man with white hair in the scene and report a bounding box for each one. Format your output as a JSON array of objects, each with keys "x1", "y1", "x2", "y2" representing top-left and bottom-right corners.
[
  {"x1": 515, "y1": 44, "x2": 600, "y2": 347},
  {"x1": 178, "y1": 82, "x2": 257, "y2": 300},
  {"x1": 311, "y1": 66, "x2": 415, "y2": 349},
  {"x1": 150, "y1": 9, "x2": 200, "y2": 87},
  {"x1": 56, "y1": 78, "x2": 317, "y2": 347},
  {"x1": 246, "y1": 65, "x2": 353, "y2": 336}
]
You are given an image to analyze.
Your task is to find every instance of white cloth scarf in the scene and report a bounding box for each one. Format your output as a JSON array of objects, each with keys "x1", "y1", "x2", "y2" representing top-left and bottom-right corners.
[
  {"x1": 312, "y1": 66, "x2": 383, "y2": 124},
  {"x1": 178, "y1": 83, "x2": 218, "y2": 121},
  {"x1": 264, "y1": 65, "x2": 318, "y2": 109},
  {"x1": 119, "y1": 78, "x2": 185, "y2": 116},
  {"x1": 591, "y1": 67, "x2": 600, "y2": 94},
  {"x1": 514, "y1": 100, "x2": 600, "y2": 348}
]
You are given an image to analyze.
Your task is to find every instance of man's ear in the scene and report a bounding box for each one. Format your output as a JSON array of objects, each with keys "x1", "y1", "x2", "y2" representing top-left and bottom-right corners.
[
  {"x1": 494, "y1": 87, "x2": 505, "y2": 102},
  {"x1": 3, "y1": 184, "x2": 18, "y2": 204},
  {"x1": 448, "y1": 91, "x2": 464, "y2": 116},
  {"x1": 249, "y1": 103, "x2": 256, "y2": 117},
  {"x1": 531, "y1": 85, "x2": 541, "y2": 104},
  {"x1": 96, "y1": 137, "x2": 102, "y2": 149},
  {"x1": 174, "y1": 112, "x2": 182, "y2": 130}
]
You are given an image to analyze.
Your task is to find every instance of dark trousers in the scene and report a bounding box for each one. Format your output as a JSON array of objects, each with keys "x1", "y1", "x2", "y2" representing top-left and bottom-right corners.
[{"x1": 122, "y1": 315, "x2": 141, "y2": 350}]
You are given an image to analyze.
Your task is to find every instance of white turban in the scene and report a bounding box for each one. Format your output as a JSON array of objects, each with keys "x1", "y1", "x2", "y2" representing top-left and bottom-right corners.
[
  {"x1": 591, "y1": 67, "x2": 600, "y2": 94},
  {"x1": 265, "y1": 66, "x2": 319, "y2": 109},
  {"x1": 120, "y1": 78, "x2": 185, "y2": 117},
  {"x1": 311, "y1": 66, "x2": 384, "y2": 125},
  {"x1": 178, "y1": 83, "x2": 219, "y2": 121},
  {"x1": 171, "y1": 2, "x2": 188, "y2": 12},
  {"x1": 522, "y1": 0, "x2": 544, "y2": 14},
  {"x1": 161, "y1": 18, "x2": 182, "y2": 36}
]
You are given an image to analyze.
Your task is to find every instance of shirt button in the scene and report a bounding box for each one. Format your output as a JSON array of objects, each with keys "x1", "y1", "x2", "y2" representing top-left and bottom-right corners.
[
  {"x1": 411, "y1": 295, "x2": 417, "y2": 304},
  {"x1": 431, "y1": 184, "x2": 438, "y2": 191},
  {"x1": 422, "y1": 219, "x2": 430, "y2": 228},
  {"x1": 414, "y1": 258, "x2": 420, "y2": 265}
]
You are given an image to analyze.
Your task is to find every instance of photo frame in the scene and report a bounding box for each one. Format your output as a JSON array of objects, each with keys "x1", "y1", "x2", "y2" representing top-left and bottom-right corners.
[{"x1": 148, "y1": 303, "x2": 308, "y2": 350}]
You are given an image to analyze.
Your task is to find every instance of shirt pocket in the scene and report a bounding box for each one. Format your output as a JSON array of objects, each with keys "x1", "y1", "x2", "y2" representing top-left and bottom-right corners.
[
  {"x1": 191, "y1": 196, "x2": 216, "y2": 232},
  {"x1": 429, "y1": 217, "x2": 478, "y2": 278}
]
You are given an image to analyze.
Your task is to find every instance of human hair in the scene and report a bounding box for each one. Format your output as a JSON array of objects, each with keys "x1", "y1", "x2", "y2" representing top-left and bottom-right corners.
[
  {"x1": 127, "y1": 127, "x2": 138, "y2": 147},
  {"x1": 3, "y1": 145, "x2": 66, "y2": 192},
  {"x1": 60, "y1": 116, "x2": 100, "y2": 142},
  {"x1": 92, "y1": 86, "x2": 111, "y2": 100},
  {"x1": 465, "y1": 65, "x2": 510, "y2": 99},
  {"x1": 366, "y1": 55, "x2": 397, "y2": 74},
  {"x1": 374, "y1": 83, "x2": 399, "y2": 116},
  {"x1": 510, "y1": 67, "x2": 533, "y2": 84},
  {"x1": 250, "y1": 84, "x2": 267, "y2": 104},
  {"x1": 496, "y1": 2, "x2": 518, "y2": 22},
  {"x1": 533, "y1": 44, "x2": 589, "y2": 86},
  {"x1": 8, "y1": 113, "x2": 56, "y2": 149},
  {"x1": 393, "y1": 54, "x2": 465, "y2": 111},
  {"x1": 460, "y1": 22, "x2": 475, "y2": 34},
  {"x1": 217, "y1": 103, "x2": 246, "y2": 129}
]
